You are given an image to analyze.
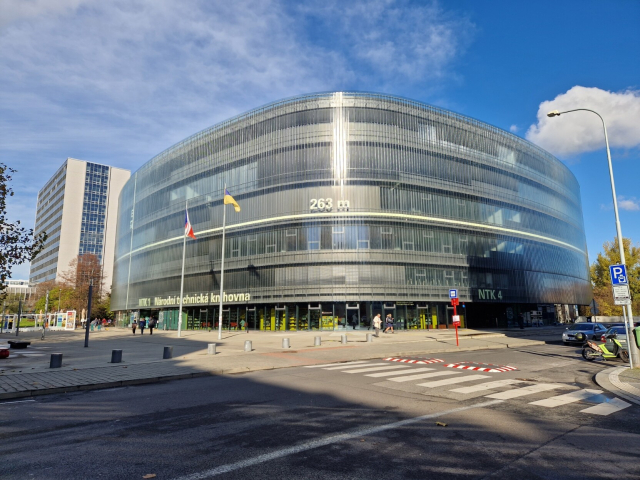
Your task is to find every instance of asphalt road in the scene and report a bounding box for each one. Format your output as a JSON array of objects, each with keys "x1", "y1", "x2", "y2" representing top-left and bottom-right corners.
[{"x1": 1, "y1": 343, "x2": 639, "y2": 479}]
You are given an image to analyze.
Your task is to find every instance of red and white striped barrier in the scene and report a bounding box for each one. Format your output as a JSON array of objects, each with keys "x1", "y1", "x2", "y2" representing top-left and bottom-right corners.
[
  {"x1": 444, "y1": 362, "x2": 518, "y2": 373},
  {"x1": 383, "y1": 357, "x2": 444, "y2": 364}
]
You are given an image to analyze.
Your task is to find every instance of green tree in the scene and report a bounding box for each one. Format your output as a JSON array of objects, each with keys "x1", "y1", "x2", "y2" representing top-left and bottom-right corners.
[
  {"x1": 590, "y1": 237, "x2": 639, "y2": 315},
  {"x1": 33, "y1": 285, "x2": 75, "y2": 313},
  {"x1": 0, "y1": 163, "x2": 46, "y2": 298}
]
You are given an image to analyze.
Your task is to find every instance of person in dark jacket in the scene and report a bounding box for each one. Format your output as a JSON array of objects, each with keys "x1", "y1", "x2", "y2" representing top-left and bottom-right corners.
[
  {"x1": 148, "y1": 317, "x2": 157, "y2": 335},
  {"x1": 138, "y1": 317, "x2": 146, "y2": 335}
]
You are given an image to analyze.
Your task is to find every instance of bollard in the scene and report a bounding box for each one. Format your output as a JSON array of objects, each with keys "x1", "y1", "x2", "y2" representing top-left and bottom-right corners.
[
  {"x1": 314, "y1": 336, "x2": 321, "y2": 346},
  {"x1": 341, "y1": 334, "x2": 347, "y2": 345},
  {"x1": 110, "y1": 349, "x2": 123, "y2": 363},
  {"x1": 366, "y1": 333, "x2": 373, "y2": 342},
  {"x1": 282, "y1": 338, "x2": 290, "y2": 349},
  {"x1": 244, "y1": 340, "x2": 252, "y2": 352},
  {"x1": 163, "y1": 346, "x2": 173, "y2": 359},
  {"x1": 207, "y1": 343, "x2": 217, "y2": 355},
  {"x1": 49, "y1": 353, "x2": 63, "y2": 368}
]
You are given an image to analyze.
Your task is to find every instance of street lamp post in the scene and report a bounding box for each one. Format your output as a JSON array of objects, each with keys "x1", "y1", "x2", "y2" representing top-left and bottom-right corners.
[{"x1": 548, "y1": 109, "x2": 639, "y2": 367}]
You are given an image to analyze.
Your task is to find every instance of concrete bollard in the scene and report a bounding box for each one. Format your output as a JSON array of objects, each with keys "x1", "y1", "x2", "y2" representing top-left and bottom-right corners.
[
  {"x1": 341, "y1": 334, "x2": 347, "y2": 344},
  {"x1": 110, "y1": 349, "x2": 123, "y2": 363},
  {"x1": 314, "y1": 336, "x2": 321, "y2": 346},
  {"x1": 282, "y1": 338, "x2": 290, "y2": 349},
  {"x1": 244, "y1": 340, "x2": 252, "y2": 352},
  {"x1": 207, "y1": 343, "x2": 217, "y2": 355},
  {"x1": 366, "y1": 333, "x2": 373, "y2": 342},
  {"x1": 163, "y1": 346, "x2": 173, "y2": 359},
  {"x1": 49, "y1": 353, "x2": 63, "y2": 368}
]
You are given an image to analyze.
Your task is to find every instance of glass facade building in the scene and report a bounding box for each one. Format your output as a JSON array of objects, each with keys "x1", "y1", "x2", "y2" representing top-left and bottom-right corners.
[{"x1": 111, "y1": 92, "x2": 591, "y2": 330}]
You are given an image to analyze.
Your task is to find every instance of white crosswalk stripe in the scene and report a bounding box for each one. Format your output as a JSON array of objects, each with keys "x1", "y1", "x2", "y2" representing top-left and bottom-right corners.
[
  {"x1": 342, "y1": 365, "x2": 412, "y2": 374},
  {"x1": 365, "y1": 367, "x2": 434, "y2": 378},
  {"x1": 323, "y1": 363, "x2": 389, "y2": 371},
  {"x1": 304, "y1": 361, "x2": 369, "y2": 369},
  {"x1": 529, "y1": 389, "x2": 603, "y2": 408},
  {"x1": 387, "y1": 371, "x2": 462, "y2": 382},
  {"x1": 417, "y1": 375, "x2": 491, "y2": 388},
  {"x1": 485, "y1": 384, "x2": 568, "y2": 400},
  {"x1": 449, "y1": 379, "x2": 524, "y2": 394},
  {"x1": 579, "y1": 398, "x2": 631, "y2": 415}
]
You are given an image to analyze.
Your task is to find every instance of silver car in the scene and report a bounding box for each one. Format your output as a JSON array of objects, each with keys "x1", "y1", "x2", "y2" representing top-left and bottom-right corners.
[
  {"x1": 600, "y1": 325, "x2": 628, "y2": 351},
  {"x1": 562, "y1": 322, "x2": 607, "y2": 345}
]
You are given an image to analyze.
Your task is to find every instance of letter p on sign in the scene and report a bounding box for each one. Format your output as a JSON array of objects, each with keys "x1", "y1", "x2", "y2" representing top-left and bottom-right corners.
[{"x1": 610, "y1": 264, "x2": 628, "y2": 285}]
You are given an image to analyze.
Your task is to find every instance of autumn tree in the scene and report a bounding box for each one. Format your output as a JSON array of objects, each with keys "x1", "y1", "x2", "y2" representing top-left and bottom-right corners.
[
  {"x1": 0, "y1": 163, "x2": 46, "y2": 299},
  {"x1": 58, "y1": 254, "x2": 105, "y2": 314},
  {"x1": 590, "y1": 237, "x2": 639, "y2": 316}
]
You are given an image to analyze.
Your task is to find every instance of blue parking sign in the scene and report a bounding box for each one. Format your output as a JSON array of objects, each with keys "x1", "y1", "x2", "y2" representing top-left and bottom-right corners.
[
  {"x1": 610, "y1": 264, "x2": 628, "y2": 285},
  {"x1": 449, "y1": 289, "x2": 458, "y2": 299}
]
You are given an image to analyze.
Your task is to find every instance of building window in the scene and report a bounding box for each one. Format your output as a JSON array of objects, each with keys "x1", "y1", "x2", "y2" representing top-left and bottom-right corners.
[
  {"x1": 357, "y1": 226, "x2": 369, "y2": 249},
  {"x1": 308, "y1": 227, "x2": 320, "y2": 250},
  {"x1": 332, "y1": 226, "x2": 345, "y2": 250},
  {"x1": 285, "y1": 229, "x2": 297, "y2": 252}
]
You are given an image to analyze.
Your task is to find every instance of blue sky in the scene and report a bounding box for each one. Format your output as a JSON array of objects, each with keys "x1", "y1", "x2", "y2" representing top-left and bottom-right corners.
[{"x1": 2, "y1": 0, "x2": 639, "y2": 279}]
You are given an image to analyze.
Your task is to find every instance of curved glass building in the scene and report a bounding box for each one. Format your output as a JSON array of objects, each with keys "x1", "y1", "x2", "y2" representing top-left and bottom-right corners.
[{"x1": 112, "y1": 92, "x2": 591, "y2": 330}]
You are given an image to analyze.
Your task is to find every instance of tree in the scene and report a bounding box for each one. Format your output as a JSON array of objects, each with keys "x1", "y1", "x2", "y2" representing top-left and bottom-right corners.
[
  {"x1": 590, "y1": 237, "x2": 639, "y2": 316},
  {"x1": 58, "y1": 254, "x2": 105, "y2": 314},
  {"x1": 0, "y1": 163, "x2": 46, "y2": 298}
]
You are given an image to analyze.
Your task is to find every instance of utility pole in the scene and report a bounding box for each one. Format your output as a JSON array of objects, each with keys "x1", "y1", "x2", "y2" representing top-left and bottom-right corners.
[{"x1": 15, "y1": 299, "x2": 22, "y2": 336}]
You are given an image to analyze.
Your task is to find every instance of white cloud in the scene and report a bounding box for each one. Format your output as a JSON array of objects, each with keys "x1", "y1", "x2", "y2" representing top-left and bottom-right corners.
[
  {"x1": 0, "y1": 0, "x2": 88, "y2": 28},
  {"x1": 509, "y1": 125, "x2": 518, "y2": 133},
  {"x1": 526, "y1": 86, "x2": 640, "y2": 157},
  {"x1": 618, "y1": 196, "x2": 640, "y2": 211}
]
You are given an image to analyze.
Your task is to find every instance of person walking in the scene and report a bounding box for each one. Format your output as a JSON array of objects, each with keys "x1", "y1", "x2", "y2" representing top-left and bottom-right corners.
[
  {"x1": 131, "y1": 319, "x2": 137, "y2": 334},
  {"x1": 138, "y1": 317, "x2": 146, "y2": 335},
  {"x1": 384, "y1": 313, "x2": 395, "y2": 334},
  {"x1": 351, "y1": 313, "x2": 358, "y2": 330},
  {"x1": 372, "y1": 313, "x2": 382, "y2": 337},
  {"x1": 148, "y1": 317, "x2": 157, "y2": 335}
]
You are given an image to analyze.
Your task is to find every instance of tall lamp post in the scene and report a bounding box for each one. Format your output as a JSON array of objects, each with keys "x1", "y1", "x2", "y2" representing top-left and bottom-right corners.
[{"x1": 548, "y1": 108, "x2": 639, "y2": 367}]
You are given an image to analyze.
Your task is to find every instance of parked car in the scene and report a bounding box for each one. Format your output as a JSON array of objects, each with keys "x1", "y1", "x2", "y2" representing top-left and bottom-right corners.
[
  {"x1": 562, "y1": 322, "x2": 608, "y2": 345},
  {"x1": 600, "y1": 325, "x2": 628, "y2": 351}
]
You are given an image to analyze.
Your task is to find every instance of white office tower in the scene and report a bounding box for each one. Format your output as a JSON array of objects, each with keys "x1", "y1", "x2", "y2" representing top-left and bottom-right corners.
[{"x1": 29, "y1": 158, "x2": 130, "y2": 292}]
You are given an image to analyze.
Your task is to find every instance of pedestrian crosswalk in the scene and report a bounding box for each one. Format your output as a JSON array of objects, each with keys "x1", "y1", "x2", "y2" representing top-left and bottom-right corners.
[{"x1": 304, "y1": 360, "x2": 632, "y2": 416}]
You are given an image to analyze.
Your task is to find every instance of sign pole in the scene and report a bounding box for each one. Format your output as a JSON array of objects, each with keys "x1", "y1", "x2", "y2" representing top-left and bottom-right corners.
[
  {"x1": 453, "y1": 303, "x2": 458, "y2": 346},
  {"x1": 177, "y1": 198, "x2": 188, "y2": 338}
]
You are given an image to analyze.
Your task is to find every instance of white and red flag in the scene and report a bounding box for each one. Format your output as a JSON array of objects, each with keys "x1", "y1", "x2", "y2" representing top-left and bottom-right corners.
[{"x1": 184, "y1": 209, "x2": 196, "y2": 239}]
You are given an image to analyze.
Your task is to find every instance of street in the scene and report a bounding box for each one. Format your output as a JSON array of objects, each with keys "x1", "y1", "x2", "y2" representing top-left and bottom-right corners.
[{"x1": 1, "y1": 343, "x2": 639, "y2": 479}]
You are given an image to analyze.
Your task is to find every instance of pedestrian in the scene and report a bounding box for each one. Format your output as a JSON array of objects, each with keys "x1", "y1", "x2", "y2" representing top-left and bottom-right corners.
[
  {"x1": 351, "y1": 313, "x2": 358, "y2": 330},
  {"x1": 138, "y1": 317, "x2": 146, "y2": 335},
  {"x1": 383, "y1": 313, "x2": 395, "y2": 334},
  {"x1": 372, "y1": 313, "x2": 382, "y2": 337},
  {"x1": 131, "y1": 319, "x2": 137, "y2": 334},
  {"x1": 148, "y1": 317, "x2": 157, "y2": 335}
]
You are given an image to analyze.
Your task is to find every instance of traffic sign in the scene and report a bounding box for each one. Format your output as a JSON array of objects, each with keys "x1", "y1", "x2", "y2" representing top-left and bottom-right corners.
[
  {"x1": 451, "y1": 298, "x2": 459, "y2": 306},
  {"x1": 610, "y1": 264, "x2": 628, "y2": 285},
  {"x1": 449, "y1": 289, "x2": 458, "y2": 299},
  {"x1": 613, "y1": 284, "x2": 631, "y2": 305},
  {"x1": 452, "y1": 315, "x2": 460, "y2": 325}
]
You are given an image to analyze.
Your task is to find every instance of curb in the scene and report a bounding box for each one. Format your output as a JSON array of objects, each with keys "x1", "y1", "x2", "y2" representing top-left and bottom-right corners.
[
  {"x1": 594, "y1": 366, "x2": 640, "y2": 406},
  {"x1": 0, "y1": 339, "x2": 547, "y2": 401}
]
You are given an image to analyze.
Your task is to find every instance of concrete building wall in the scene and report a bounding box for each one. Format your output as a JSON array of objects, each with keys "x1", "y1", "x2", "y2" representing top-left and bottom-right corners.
[{"x1": 102, "y1": 167, "x2": 131, "y2": 292}]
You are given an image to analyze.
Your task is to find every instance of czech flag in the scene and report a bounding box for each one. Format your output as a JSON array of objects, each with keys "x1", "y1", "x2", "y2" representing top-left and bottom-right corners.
[
  {"x1": 184, "y1": 209, "x2": 196, "y2": 239},
  {"x1": 224, "y1": 188, "x2": 241, "y2": 212}
]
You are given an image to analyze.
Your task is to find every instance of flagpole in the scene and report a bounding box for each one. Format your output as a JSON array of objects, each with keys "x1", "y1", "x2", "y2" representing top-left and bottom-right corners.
[
  {"x1": 177, "y1": 198, "x2": 188, "y2": 338},
  {"x1": 218, "y1": 184, "x2": 227, "y2": 340}
]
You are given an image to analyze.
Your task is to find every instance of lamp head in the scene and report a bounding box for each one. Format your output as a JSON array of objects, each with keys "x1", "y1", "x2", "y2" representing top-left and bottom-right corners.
[{"x1": 547, "y1": 110, "x2": 561, "y2": 118}]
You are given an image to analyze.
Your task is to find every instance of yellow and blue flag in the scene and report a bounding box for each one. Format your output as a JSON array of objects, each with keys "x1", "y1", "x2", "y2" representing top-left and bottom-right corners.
[{"x1": 224, "y1": 188, "x2": 241, "y2": 212}]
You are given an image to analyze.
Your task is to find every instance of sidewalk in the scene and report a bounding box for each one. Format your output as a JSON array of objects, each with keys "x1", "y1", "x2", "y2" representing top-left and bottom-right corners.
[
  {"x1": 0, "y1": 326, "x2": 562, "y2": 400},
  {"x1": 596, "y1": 366, "x2": 640, "y2": 406}
]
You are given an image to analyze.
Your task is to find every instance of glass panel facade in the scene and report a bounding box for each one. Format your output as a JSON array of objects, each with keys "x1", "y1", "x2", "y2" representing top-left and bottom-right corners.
[
  {"x1": 112, "y1": 92, "x2": 591, "y2": 327},
  {"x1": 80, "y1": 162, "x2": 110, "y2": 261}
]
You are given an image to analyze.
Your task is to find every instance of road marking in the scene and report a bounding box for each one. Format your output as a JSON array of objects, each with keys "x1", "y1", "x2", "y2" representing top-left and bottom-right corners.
[
  {"x1": 0, "y1": 399, "x2": 36, "y2": 405},
  {"x1": 485, "y1": 384, "x2": 567, "y2": 400},
  {"x1": 529, "y1": 389, "x2": 603, "y2": 408},
  {"x1": 417, "y1": 375, "x2": 491, "y2": 388},
  {"x1": 387, "y1": 371, "x2": 462, "y2": 383},
  {"x1": 342, "y1": 365, "x2": 413, "y2": 374},
  {"x1": 365, "y1": 367, "x2": 434, "y2": 378},
  {"x1": 304, "y1": 361, "x2": 369, "y2": 369},
  {"x1": 323, "y1": 363, "x2": 389, "y2": 370},
  {"x1": 580, "y1": 398, "x2": 631, "y2": 416},
  {"x1": 383, "y1": 357, "x2": 444, "y2": 364},
  {"x1": 171, "y1": 399, "x2": 504, "y2": 480},
  {"x1": 450, "y1": 379, "x2": 524, "y2": 394}
]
